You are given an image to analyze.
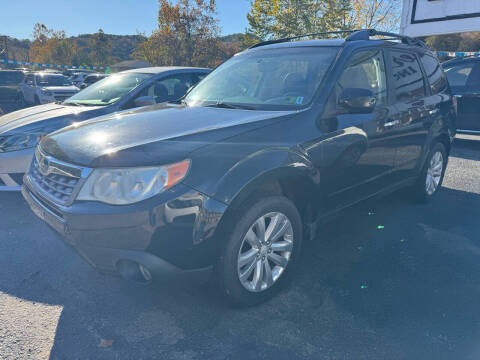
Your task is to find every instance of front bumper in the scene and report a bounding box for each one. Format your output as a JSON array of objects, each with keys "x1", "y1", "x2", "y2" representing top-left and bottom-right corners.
[
  {"x1": 0, "y1": 147, "x2": 34, "y2": 191},
  {"x1": 39, "y1": 96, "x2": 56, "y2": 105},
  {"x1": 22, "y1": 180, "x2": 227, "y2": 283}
]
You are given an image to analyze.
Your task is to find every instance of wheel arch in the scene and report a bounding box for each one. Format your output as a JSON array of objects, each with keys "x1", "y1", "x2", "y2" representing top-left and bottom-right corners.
[
  {"x1": 433, "y1": 132, "x2": 452, "y2": 156},
  {"x1": 210, "y1": 149, "x2": 322, "y2": 256}
]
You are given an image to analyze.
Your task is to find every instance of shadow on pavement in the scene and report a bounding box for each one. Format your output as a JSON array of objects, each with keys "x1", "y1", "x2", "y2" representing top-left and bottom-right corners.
[
  {"x1": 452, "y1": 136, "x2": 480, "y2": 161},
  {"x1": 1, "y1": 185, "x2": 480, "y2": 359}
]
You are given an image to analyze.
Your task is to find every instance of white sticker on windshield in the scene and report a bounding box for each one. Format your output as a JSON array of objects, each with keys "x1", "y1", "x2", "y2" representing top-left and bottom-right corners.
[{"x1": 296, "y1": 96, "x2": 304, "y2": 105}]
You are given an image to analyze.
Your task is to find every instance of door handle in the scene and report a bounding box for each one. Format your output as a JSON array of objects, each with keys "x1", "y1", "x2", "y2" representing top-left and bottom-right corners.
[{"x1": 384, "y1": 119, "x2": 400, "y2": 128}]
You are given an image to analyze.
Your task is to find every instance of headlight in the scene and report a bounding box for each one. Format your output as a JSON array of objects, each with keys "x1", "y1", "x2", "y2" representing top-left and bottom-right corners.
[
  {"x1": 77, "y1": 160, "x2": 190, "y2": 205},
  {"x1": 0, "y1": 133, "x2": 43, "y2": 153}
]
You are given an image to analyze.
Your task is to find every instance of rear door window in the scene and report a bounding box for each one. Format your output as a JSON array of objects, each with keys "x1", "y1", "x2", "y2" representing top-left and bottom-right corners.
[
  {"x1": 443, "y1": 62, "x2": 477, "y2": 88},
  {"x1": 389, "y1": 51, "x2": 426, "y2": 102},
  {"x1": 419, "y1": 54, "x2": 448, "y2": 94}
]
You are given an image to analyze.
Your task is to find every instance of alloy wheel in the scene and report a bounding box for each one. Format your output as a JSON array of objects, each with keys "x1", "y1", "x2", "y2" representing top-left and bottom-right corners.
[
  {"x1": 237, "y1": 212, "x2": 293, "y2": 292},
  {"x1": 426, "y1": 151, "x2": 443, "y2": 196}
]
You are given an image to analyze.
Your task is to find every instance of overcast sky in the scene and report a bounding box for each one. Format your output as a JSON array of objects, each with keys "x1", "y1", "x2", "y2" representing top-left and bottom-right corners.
[{"x1": 0, "y1": 0, "x2": 251, "y2": 39}]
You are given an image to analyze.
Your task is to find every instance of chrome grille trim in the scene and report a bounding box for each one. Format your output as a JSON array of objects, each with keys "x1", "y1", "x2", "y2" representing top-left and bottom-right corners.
[{"x1": 27, "y1": 147, "x2": 92, "y2": 206}]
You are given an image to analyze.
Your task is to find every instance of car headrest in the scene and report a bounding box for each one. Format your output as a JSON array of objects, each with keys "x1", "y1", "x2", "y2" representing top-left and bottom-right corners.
[
  {"x1": 154, "y1": 83, "x2": 169, "y2": 102},
  {"x1": 173, "y1": 82, "x2": 189, "y2": 100}
]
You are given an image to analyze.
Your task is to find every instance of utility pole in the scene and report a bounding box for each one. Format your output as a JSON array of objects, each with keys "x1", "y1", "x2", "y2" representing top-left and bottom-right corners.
[
  {"x1": 0, "y1": 35, "x2": 8, "y2": 58},
  {"x1": 0, "y1": 35, "x2": 7, "y2": 69}
]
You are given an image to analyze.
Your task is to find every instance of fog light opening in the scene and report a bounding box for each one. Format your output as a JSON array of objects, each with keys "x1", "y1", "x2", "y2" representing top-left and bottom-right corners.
[{"x1": 116, "y1": 260, "x2": 152, "y2": 284}]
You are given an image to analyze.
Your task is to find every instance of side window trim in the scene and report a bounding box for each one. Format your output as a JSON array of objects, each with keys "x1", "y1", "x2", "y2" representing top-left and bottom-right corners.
[
  {"x1": 415, "y1": 52, "x2": 432, "y2": 96},
  {"x1": 420, "y1": 53, "x2": 448, "y2": 95}
]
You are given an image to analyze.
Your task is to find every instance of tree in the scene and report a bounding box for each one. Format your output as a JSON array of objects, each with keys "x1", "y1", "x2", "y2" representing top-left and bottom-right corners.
[
  {"x1": 90, "y1": 29, "x2": 112, "y2": 66},
  {"x1": 134, "y1": 0, "x2": 222, "y2": 67},
  {"x1": 425, "y1": 32, "x2": 480, "y2": 52},
  {"x1": 351, "y1": 0, "x2": 401, "y2": 32},
  {"x1": 247, "y1": 0, "x2": 325, "y2": 39},
  {"x1": 247, "y1": 0, "x2": 401, "y2": 40},
  {"x1": 29, "y1": 23, "x2": 77, "y2": 65}
]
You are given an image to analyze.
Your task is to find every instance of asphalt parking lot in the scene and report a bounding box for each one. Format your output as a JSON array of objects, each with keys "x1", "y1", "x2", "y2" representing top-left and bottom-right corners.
[{"x1": 0, "y1": 135, "x2": 479, "y2": 360}]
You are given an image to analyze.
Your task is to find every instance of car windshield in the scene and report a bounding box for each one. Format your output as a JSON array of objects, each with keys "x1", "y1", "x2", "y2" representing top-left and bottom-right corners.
[
  {"x1": 0, "y1": 71, "x2": 24, "y2": 85},
  {"x1": 35, "y1": 74, "x2": 72, "y2": 87},
  {"x1": 64, "y1": 73, "x2": 152, "y2": 106},
  {"x1": 185, "y1": 47, "x2": 339, "y2": 110}
]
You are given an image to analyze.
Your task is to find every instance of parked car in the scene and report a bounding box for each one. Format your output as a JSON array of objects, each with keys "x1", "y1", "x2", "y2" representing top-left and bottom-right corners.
[
  {"x1": 22, "y1": 30, "x2": 456, "y2": 306},
  {"x1": 21, "y1": 72, "x2": 79, "y2": 105},
  {"x1": 0, "y1": 70, "x2": 25, "y2": 110},
  {"x1": 0, "y1": 67, "x2": 210, "y2": 190},
  {"x1": 63, "y1": 69, "x2": 95, "y2": 78},
  {"x1": 70, "y1": 72, "x2": 93, "y2": 87},
  {"x1": 442, "y1": 57, "x2": 480, "y2": 134},
  {"x1": 79, "y1": 73, "x2": 109, "y2": 89}
]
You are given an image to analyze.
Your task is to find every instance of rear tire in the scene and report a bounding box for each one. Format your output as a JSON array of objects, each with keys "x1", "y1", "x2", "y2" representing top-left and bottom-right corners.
[
  {"x1": 218, "y1": 195, "x2": 302, "y2": 307},
  {"x1": 412, "y1": 142, "x2": 447, "y2": 202}
]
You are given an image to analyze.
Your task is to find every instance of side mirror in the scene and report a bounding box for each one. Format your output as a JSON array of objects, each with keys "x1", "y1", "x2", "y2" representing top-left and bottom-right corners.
[
  {"x1": 338, "y1": 88, "x2": 376, "y2": 114},
  {"x1": 134, "y1": 96, "x2": 156, "y2": 107}
]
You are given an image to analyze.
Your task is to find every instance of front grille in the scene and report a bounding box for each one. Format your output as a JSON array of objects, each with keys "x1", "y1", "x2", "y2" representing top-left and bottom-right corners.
[{"x1": 30, "y1": 157, "x2": 80, "y2": 205}]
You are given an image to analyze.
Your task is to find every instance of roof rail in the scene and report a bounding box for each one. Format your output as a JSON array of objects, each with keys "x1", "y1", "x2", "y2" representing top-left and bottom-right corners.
[
  {"x1": 249, "y1": 30, "x2": 365, "y2": 49},
  {"x1": 346, "y1": 29, "x2": 429, "y2": 49},
  {"x1": 249, "y1": 29, "x2": 428, "y2": 50}
]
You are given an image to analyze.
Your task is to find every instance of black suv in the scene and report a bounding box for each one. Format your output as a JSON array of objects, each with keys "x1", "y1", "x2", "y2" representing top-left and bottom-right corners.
[
  {"x1": 442, "y1": 56, "x2": 480, "y2": 134},
  {"x1": 0, "y1": 70, "x2": 25, "y2": 111},
  {"x1": 22, "y1": 30, "x2": 456, "y2": 306}
]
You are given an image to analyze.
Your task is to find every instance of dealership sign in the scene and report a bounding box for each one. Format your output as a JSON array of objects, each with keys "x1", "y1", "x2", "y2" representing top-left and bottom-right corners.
[{"x1": 401, "y1": 0, "x2": 480, "y2": 37}]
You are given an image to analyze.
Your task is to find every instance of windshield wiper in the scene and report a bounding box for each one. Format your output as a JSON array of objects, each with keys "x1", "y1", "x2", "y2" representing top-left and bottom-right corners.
[
  {"x1": 62, "y1": 101, "x2": 84, "y2": 106},
  {"x1": 206, "y1": 102, "x2": 255, "y2": 110}
]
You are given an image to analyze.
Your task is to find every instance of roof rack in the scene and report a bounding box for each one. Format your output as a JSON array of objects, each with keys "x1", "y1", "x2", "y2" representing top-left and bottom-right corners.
[
  {"x1": 249, "y1": 30, "x2": 365, "y2": 49},
  {"x1": 249, "y1": 29, "x2": 428, "y2": 49},
  {"x1": 346, "y1": 29, "x2": 429, "y2": 49}
]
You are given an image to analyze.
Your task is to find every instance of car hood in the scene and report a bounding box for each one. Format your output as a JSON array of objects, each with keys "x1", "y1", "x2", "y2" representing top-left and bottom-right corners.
[
  {"x1": 0, "y1": 103, "x2": 104, "y2": 134},
  {"x1": 41, "y1": 103, "x2": 297, "y2": 168}
]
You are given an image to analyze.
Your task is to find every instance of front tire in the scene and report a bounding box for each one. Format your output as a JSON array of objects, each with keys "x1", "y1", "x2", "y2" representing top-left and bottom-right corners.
[
  {"x1": 218, "y1": 196, "x2": 302, "y2": 307},
  {"x1": 412, "y1": 142, "x2": 447, "y2": 202}
]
